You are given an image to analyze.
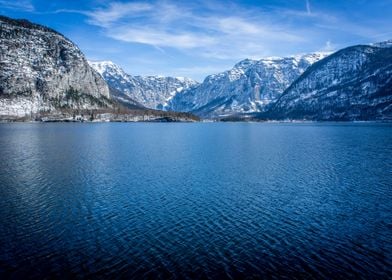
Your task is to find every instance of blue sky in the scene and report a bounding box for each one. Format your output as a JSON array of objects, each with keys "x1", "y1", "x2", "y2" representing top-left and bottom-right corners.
[{"x1": 1, "y1": 0, "x2": 392, "y2": 81}]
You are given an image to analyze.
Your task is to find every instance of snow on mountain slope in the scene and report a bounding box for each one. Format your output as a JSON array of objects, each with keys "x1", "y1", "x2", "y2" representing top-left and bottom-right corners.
[
  {"x1": 88, "y1": 61, "x2": 199, "y2": 110},
  {"x1": 167, "y1": 53, "x2": 329, "y2": 117},
  {"x1": 0, "y1": 15, "x2": 110, "y2": 117},
  {"x1": 263, "y1": 43, "x2": 392, "y2": 121}
]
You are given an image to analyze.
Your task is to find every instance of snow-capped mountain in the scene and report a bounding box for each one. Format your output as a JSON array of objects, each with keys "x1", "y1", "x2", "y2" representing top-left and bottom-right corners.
[
  {"x1": 0, "y1": 15, "x2": 110, "y2": 117},
  {"x1": 262, "y1": 42, "x2": 392, "y2": 121},
  {"x1": 167, "y1": 53, "x2": 329, "y2": 117},
  {"x1": 88, "y1": 61, "x2": 199, "y2": 110}
]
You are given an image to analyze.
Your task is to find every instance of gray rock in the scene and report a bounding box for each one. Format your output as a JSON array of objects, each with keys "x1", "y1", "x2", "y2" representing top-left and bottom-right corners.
[
  {"x1": 89, "y1": 60, "x2": 198, "y2": 110},
  {"x1": 167, "y1": 53, "x2": 329, "y2": 118},
  {"x1": 265, "y1": 43, "x2": 392, "y2": 121},
  {"x1": 0, "y1": 15, "x2": 110, "y2": 117}
]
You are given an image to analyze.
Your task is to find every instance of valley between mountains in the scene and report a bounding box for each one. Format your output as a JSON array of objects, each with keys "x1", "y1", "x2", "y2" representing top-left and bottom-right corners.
[{"x1": 1, "y1": 15, "x2": 391, "y2": 122}]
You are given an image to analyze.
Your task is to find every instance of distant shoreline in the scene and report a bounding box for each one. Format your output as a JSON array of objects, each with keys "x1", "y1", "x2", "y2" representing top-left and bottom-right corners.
[{"x1": 1, "y1": 119, "x2": 391, "y2": 124}]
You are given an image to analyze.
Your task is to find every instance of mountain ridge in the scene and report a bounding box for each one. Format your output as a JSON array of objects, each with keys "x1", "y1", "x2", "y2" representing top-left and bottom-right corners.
[
  {"x1": 1, "y1": 14, "x2": 391, "y2": 122},
  {"x1": 167, "y1": 52, "x2": 330, "y2": 117},
  {"x1": 255, "y1": 43, "x2": 392, "y2": 121},
  {"x1": 88, "y1": 60, "x2": 199, "y2": 110}
]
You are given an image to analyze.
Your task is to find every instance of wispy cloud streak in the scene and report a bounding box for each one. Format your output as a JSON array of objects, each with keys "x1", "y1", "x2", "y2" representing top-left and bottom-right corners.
[
  {"x1": 77, "y1": 1, "x2": 315, "y2": 59},
  {"x1": 306, "y1": 0, "x2": 311, "y2": 15},
  {"x1": 0, "y1": 0, "x2": 34, "y2": 12}
]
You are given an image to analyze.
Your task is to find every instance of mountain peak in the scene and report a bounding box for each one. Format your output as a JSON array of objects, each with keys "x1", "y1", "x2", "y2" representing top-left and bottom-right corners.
[
  {"x1": 0, "y1": 15, "x2": 62, "y2": 37},
  {"x1": 88, "y1": 60, "x2": 129, "y2": 78},
  {"x1": 268, "y1": 42, "x2": 392, "y2": 121},
  {"x1": 89, "y1": 60, "x2": 198, "y2": 110},
  {"x1": 168, "y1": 51, "x2": 329, "y2": 117},
  {"x1": 233, "y1": 58, "x2": 258, "y2": 69}
]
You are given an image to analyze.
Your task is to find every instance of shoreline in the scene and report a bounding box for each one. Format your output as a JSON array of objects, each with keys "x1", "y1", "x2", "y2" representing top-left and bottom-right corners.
[{"x1": 1, "y1": 119, "x2": 391, "y2": 124}]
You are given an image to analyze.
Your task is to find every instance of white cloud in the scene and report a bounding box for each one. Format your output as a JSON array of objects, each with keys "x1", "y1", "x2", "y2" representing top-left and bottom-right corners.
[
  {"x1": 86, "y1": 2, "x2": 153, "y2": 27},
  {"x1": 215, "y1": 17, "x2": 260, "y2": 35},
  {"x1": 81, "y1": 1, "x2": 311, "y2": 60},
  {"x1": 306, "y1": 0, "x2": 311, "y2": 15},
  {"x1": 0, "y1": 0, "x2": 34, "y2": 12},
  {"x1": 110, "y1": 27, "x2": 217, "y2": 49}
]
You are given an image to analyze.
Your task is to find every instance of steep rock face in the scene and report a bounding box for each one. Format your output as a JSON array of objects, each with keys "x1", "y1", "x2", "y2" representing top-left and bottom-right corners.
[
  {"x1": 168, "y1": 53, "x2": 328, "y2": 117},
  {"x1": 266, "y1": 44, "x2": 392, "y2": 120},
  {"x1": 88, "y1": 61, "x2": 198, "y2": 110},
  {"x1": 0, "y1": 16, "x2": 110, "y2": 117}
]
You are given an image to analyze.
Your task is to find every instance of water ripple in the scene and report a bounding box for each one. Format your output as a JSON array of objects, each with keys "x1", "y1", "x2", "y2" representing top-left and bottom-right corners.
[{"x1": 0, "y1": 123, "x2": 391, "y2": 279}]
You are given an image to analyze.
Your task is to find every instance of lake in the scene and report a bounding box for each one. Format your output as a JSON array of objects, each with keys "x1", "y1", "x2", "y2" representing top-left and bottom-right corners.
[{"x1": 0, "y1": 122, "x2": 391, "y2": 279}]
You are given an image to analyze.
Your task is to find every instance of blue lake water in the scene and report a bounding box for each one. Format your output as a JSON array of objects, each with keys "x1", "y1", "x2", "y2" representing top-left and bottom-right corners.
[{"x1": 0, "y1": 122, "x2": 391, "y2": 279}]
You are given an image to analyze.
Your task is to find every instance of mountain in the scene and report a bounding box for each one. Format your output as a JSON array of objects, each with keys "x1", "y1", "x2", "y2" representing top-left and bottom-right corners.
[
  {"x1": 0, "y1": 15, "x2": 111, "y2": 118},
  {"x1": 2, "y1": 14, "x2": 389, "y2": 122},
  {"x1": 167, "y1": 53, "x2": 329, "y2": 118},
  {"x1": 260, "y1": 43, "x2": 392, "y2": 121},
  {"x1": 88, "y1": 61, "x2": 199, "y2": 110},
  {"x1": 108, "y1": 87, "x2": 144, "y2": 110}
]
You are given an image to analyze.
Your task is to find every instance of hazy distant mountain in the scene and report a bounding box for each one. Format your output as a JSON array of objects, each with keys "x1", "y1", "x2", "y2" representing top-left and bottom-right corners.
[
  {"x1": 88, "y1": 61, "x2": 199, "y2": 110},
  {"x1": 0, "y1": 15, "x2": 111, "y2": 117},
  {"x1": 260, "y1": 42, "x2": 392, "y2": 121},
  {"x1": 167, "y1": 53, "x2": 329, "y2": 117}
]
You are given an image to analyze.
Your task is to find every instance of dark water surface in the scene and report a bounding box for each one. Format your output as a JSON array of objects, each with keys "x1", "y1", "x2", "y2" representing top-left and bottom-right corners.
[{"x1": 0, "y1": 122, "x2": 391, "y2": 279}]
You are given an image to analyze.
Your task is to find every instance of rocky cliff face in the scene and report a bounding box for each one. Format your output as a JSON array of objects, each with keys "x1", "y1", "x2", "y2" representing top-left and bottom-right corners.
[
  {"x1": 168, "y1": 53, "x2": 329, "y2": 117},
  {"x1": 264, "y1": 44, "x2": 392, "y2": 121},
  {"x1": 88, "y1": 61, "x2": 198, "y2": 110},
  {"x1": 0, "y1": 15, "x2": 110, "y2": 117}
]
